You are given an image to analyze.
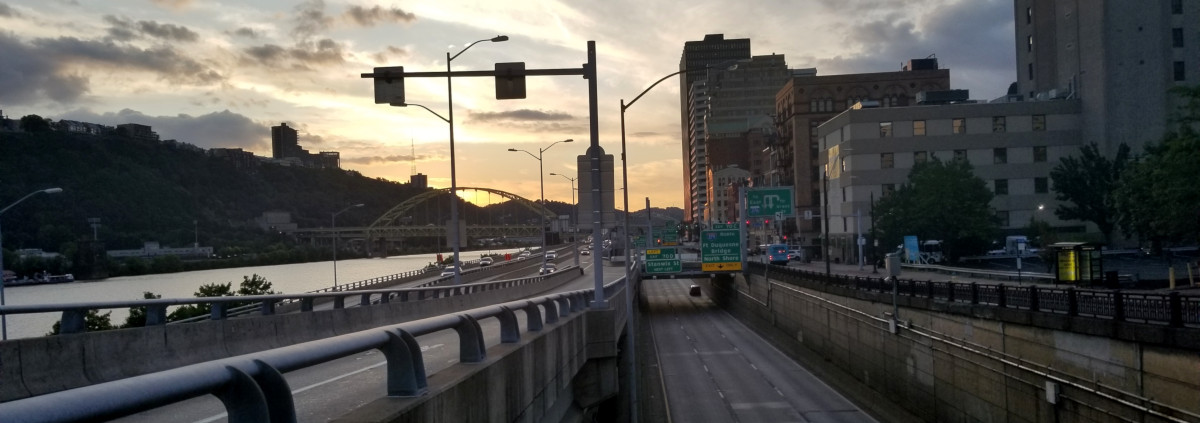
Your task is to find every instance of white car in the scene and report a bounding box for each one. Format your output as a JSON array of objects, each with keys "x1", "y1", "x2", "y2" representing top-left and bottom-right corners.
[
  {"x1": 580, "y1": 249, "x2": 591, "y2": 256},
  {"x1": 539, "y1": 264, "x2": 558, "y2": 275},
  {"x1": 479, "y1": 257, "x2": 494, "y2": 266},
  {"x1": 546, "y1": 251, "x2": 557, "y2": 260},
  {"x1": 440, "y1": 268, "x2": 457, "y2": 277}
]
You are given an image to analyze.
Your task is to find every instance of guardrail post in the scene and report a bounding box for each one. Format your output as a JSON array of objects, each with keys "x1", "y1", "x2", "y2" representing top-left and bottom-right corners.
[
  {"x1": 996, "y1": 285, "x2": 1007, "y2": 308},
  {"x1": 970, "y1": 283, "x2": 979, "y2": 304},
  {"x1": 555, "y1": 297, "x2": 571, "y2": 317},
  {"x1": 1029, "y1": 286, "x2": 1039, "y2": 312},
  {"x1": 252, "y1": 359, "x2": 298, "y2": 423},
  {"x1": 301, "y1": 298, "x2": 314, "y2": 312},
  {"x1": 544, "y1": 298, "x2": 560, "y2": 324},
  {"x1": 1169, "y1": 292, "x2": 1184, "y2": 327},
  {"x1": 381, "y1": 292, "x2": 391, "y2": 304},
  {"x1": 523, "y1": 300, "x2": 544, "y2": 332},
  {"x1": 1112, "y1": 291, "x2": 1125, "y2": 321},
  {"x1": 454, "y1": 314, "x2": 487, "y2": 363},
  {"x1": 1066, "y1": 288, "x2": 1078, "y2": 316},
  {"x1": 497, "y1": 306, "x2": 521, "y2": 343},
  {"x1": 213, "y1": 365, "x2": 272, "y2": 423},
  {"x1": 259, "y1": 300, "x2": 276, "y2": 316},
  {"x1": 60, "y1": 309, "x2": 87, "y2": 334},
  {"x1": 382, "y1": 329, "x2": 428, "y2": 397},
  {"x1": 333, "y1": 297, "x2": 345, "y2": 310},
  {"x1": 146, "y1": 305, "x2": 168, "y2": 325},
  {"x1": 359, "y1": 293, "x2": 372, "y2": 307},
  {"x1": 211, "y1": 303, "x2": 228, "y2": 321}
]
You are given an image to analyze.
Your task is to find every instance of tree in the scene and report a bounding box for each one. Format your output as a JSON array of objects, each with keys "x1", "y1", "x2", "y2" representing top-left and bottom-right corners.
[
  {"x1": 1049, "y1": 142, "x2": 1130, "y2": 244},
  {"x1": 47, "y1": 310, "x2": 114, "y2": 335},
  {"x1": 167, "y1": 282, "x2": 234, "y2": 321},
  {"x1": 122, "y1": 291, "x2": 162, "y2": 328},
  {"x1": 1113, "y1": 85, "x2": 1200, "y2": 248},
  {"x1": 18, "y1": 114, "x2": 50, "y2": 132},
  {"x1": 237, "y1": 274, "x2": 277, "y2": 296},
  {"x1": 873, "y1": 158, "x2": 998, "y2": 261}
]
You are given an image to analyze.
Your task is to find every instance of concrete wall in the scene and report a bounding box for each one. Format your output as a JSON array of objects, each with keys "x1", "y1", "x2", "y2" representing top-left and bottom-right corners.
[
  {"x1": 0, "y1": 268, "x2": 582, "y2": 402},
  {"x1": 707, "y1": 272, "x2": 1200, "y2": 422}
]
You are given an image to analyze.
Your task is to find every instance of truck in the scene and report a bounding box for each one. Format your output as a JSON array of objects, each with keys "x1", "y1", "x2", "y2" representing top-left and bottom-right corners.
[{"x1": 1005, "y1": 235, "x2": 1029, "y2": 255}]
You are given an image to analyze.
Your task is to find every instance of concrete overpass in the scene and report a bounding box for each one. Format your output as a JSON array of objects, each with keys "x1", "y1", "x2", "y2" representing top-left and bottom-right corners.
[{"x1": 2, "y1": 257, "x2": 1199, "y2": 422}]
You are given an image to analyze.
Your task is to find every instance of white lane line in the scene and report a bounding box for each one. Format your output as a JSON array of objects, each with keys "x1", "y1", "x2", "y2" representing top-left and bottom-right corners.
[{"x1": 193, "y1": 360, "x2": 388, "y2": 423}]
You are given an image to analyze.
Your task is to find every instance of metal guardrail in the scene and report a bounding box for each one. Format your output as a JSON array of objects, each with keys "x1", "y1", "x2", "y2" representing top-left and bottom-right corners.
[
  {"x1": 0, "y1": 264, "x2": 565, "y2": 335},
  {"x1": 902, "y1": 262, "x2": 1056, "y2": 281},
  {"x1": 0, "y1": 263, "x2": 639, "y2": 422},
  {"x1": 755, "y1": 262, "x2": 1200, "y2": 328}
]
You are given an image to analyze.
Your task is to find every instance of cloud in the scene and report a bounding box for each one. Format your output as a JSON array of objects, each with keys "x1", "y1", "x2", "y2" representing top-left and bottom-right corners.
[
  {"x1": 32, "y1": 36, "x2": 222, "y2": 84},
  {"x1": 342, "y1": 5, "x2": 415, "y2": 26},
  {"x1": 0, "y1": 2, "x2": 22, "y2": 17},
  {"x1": 291, "y1": 0, "x2": 332, "y2": 41},
  {"x1": 469, "y1": 109, "x2": 574, "y2": 122},
  {"x1": 242, "y1": 38, "x2": 345, "y2": 68},
  {"x1": 342, "y1": 154, "x2": 422, "y2": 165},
  {"x1": 371, "y1": 45, "x2": 408, "y2": 63},
  {"x1": 0, "y1": 33, "x2": 88, "y2": 104},
  {"x1": 149, "y1": 0, "x2": 191, "y2": 10},
  {"x1": 230, "y1": 27, "x2": 259, "y2": 39},
  {"x1": 103, "y1": 15, "x2": 200, "y2": 43},
  {"x1": 57, "y1": 108, "x2": 269, "y2": 151}
]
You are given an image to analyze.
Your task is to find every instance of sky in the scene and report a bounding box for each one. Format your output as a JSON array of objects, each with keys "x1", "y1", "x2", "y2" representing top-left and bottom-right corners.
[{"x1": 0, "y1": 0, "x2": 1016, "y2": 210}]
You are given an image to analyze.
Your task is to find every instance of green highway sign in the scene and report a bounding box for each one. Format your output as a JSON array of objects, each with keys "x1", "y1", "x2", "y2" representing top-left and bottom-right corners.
[
  {"x1": 653, "y1": 230, "x2": 680, "y2": 246},
  {"x1": 710, "y1": 223, "x2": 736, "y2": 230},
  {"x1": 747, "y1": 187, "x2": 794, "y2": 218},
  {"x1": 701, "y1": 229, "x2": 742, "y2": 272},
  {"x1": 645, "y1": 247, "x2": 681, "y2": 273}
]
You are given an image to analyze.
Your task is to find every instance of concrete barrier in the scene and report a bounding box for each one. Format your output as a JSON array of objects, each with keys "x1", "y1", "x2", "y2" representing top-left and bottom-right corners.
[{"x1": 0, "y1": 268, "x2": 583, "y2": 402}]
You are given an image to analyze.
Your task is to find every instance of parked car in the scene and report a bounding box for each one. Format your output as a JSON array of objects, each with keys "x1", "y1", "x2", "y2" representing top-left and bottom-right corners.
[{"x1": 479, "y1": 257, "x2": 494, "y2": 266}]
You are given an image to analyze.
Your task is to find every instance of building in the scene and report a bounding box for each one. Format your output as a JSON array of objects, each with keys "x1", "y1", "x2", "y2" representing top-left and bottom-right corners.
[
  {"x1": 817, "y1": 98, "x2": 1083, "y2": 264},
  {"x1": 410, "y1": 173, "x2": 428, "y2": 189},
  {"x1": 117, "y1": 123, "x2": 159, "y2": 142},
  {"x1": 679, "y1": 34, "x2": 751, "y2": 223},
  {"x1": 271, "y1": 123, "x2": 300, "y2": 159},
  {"x1": 576, "y1": 149, "x2": 615, "y2": 231},
  {"x1": 209, "y1": 148, "x2": 259, "y2": 169},
  {"x1": 58, "y1": 120, "x2": 110, "y2": 135},
  {"x1": 774, "y1": 59, "x2": 952, "y2": 247},
  {"x1": 691, "y1": 54, "x2": 791, "y2": 224},
  {"x1": 107, "y1": 241, "x2": 213, "y2": 259},
  {"x1": 705, "y1": 165, "x2": 750, "y2": 225},
  {"x1": 1015, "y1": 0, "x2": 1198, "y2": 156}
]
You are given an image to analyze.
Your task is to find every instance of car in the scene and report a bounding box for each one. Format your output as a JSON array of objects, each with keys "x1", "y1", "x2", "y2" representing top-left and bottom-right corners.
[
  {"x1": 546, "y1": 251, "x2": 557, "y2": 260},
  {"x1": 788, "y1": 248, "x2": 804, "y2": 261},
  {"x1": 580, "y1": 249, "x2": 591, "y2": 256},
  {"x1": 689, "y1": 284, "x2": 702, "y2": 297},
  {"x1": 479, "y1": 257, "x2": 494, "y2": 266},
  {"x1": 767, "y1": 244, "x2": 790, "y2": 265},
  {"x1": 439, "y1": 268, "x2": 457, "y2": 277},
  {"x1": 539, "y1": 264, "x2": 558, "y2": 275}
]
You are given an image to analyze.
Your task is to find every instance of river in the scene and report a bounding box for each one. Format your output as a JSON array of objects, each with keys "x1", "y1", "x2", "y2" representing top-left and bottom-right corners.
[{"x1": 2, "y1": 248, "x2": 525, "y2": 340}]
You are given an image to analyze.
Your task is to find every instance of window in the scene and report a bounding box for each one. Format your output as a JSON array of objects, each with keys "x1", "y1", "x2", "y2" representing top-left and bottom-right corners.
[
  {"x1": 953, "y1": 149, "x2": 967, "y2": 162},
  {"x1": 1027, "y1": 35, "x2": 1033, "y2": 52},
  {"x1": 1172, "y1": 0, "x2": 1182, "y2": 14},
  {"x1": 1175, "y1": 61, "x2": 1186, "y2": 81},
  {"x1": 1035, "y1": 177, "x2": 1049, "y2": 194},
  {"x1": 993, "y1": 148, "x2": 1007, "y2": 164},
  {"x1": 953, "y1": 118, "x2": 966, "y2": 134},
  {"x1": 995, "y1": 179, "x2": 1008, "y2": 195},
  {"x1": 881, "y1": 153, "x2": 894, "y2": 169},
  {"x1": 1026, "y1": 7, "x2": 1032, "y2": 23},
  {"x1": 879, "y1": 121, "x2": 893, "y2": 137},
  {"x1": 1032, "y1": 114, "x2": 1046, "y2": 131},
  {"x1": 1033, "y1": 146, "x2": 1047, "y2": 162},
  {"x1": 992, "y1": 116, "x2": 1006, "y2": 133},
  {"x1": 882, "y1": 184, "x2": 896, "y2": 196},
  {"x1": 914, "y1": 151, "x2": 928, "y2": 164},
  {"x1": 996, "y1": 210, "x2": 1010, "y2": 227},
  {"x1": 1028, "y1": 63, "x2": 1034, "y2": 80},
  {"x1": 913, "y1": 120, "x2": 926, "y2": 136},
  {"x1": 840, "y1": 157, "x2": 847, "y2": 173},
  {"x1": 1173, "y1": 28, "x2": 1184, "y2": 47}
]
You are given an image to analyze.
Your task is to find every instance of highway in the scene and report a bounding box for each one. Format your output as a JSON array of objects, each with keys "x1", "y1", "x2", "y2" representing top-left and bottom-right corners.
[
  {"x1": 644, "y1": 278, "x2": 876, "y2": 423},
  {"x1": 114, "y1": 252, "x2": 617, "y2": 423}
]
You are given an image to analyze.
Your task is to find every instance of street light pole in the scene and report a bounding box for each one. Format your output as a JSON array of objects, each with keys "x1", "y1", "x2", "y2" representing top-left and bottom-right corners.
[
  {"x1": 550, "y1": 172, "x2": 579, "y2": 267},
  {"x1": 331, "y1": 203, "x2": 364, "y2": 290},
  {"x1": 1, "y1": 187, "x2": 63, "y2": 340},
  {"x1": 509, "y1": 139, "x2": 573, "y2": 272},
  {"x1": 445, "y1": 35, "x2": 507, "y2": 284}
]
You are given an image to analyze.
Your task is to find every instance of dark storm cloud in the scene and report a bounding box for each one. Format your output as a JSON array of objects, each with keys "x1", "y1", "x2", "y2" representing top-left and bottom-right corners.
[
  {"x1": 59, "y1": 108, "x2": 269, "y2": 151},
  {"x1": 103, "y1": 15, "x2": 199, "y2": 42},
  {"x1": 469, "y1": 109, "x2": 574, "y2": 122},
  {"x1": 32, "y1": 36, "x2": 222, "y2": 84},
  {"x1": 0, "y1": 33, "x2": 88, "y2": 104},
  {"x1": 242, "y1": 38, "x2": 344, "y2": 68},
  {"x1": 343, "y1": 154, "x2": 421, "y2": 165},
  {"x1": 0, "y1": 2, "x2": 22, "y2": 17},
  {"x1": 343, "y1": 5, "x2": 415, "y2": 26},
  {"x1": 292, "y1": 0, "x2": 332, "y2": 40}
]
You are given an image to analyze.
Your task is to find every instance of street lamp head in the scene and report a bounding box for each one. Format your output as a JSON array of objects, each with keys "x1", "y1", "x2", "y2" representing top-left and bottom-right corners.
[
  {"x1": 491, "y1": 35, "x2": 509, "y2": 42},
  {"x1": 353, "y1": 203, "x2": 365, "y2": 208},
  {"x1": 549, "y1": 172, "x2": 559, "y2": 176},
  {"x1": 507, "y1": 148, "x2": 519, "y2": 152},
  {"x1": 42, "y1": 188, "x2": 63, "y2": 194},
  {"x1": 563, "y1": 138, "x2": 574, "y2": 143}
]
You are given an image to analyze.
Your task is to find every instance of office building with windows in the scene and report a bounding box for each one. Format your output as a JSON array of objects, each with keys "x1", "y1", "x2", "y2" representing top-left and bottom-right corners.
[{"x1": 816, "y1": 98, "x2": 1083, "y2": 264}]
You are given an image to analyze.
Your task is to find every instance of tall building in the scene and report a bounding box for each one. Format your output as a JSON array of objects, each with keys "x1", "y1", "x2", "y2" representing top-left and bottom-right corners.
[
  {"x1": 693, "y1": 54, "x2": 790, "y2": 224},
  {"x1": 1015, "y1": 0, "x2": 1198, "y2": 156},
  {"x1": 705, "y1": 165, "x2": 750, "y2": 224},
  {"x1": 679, "y1": 34, "x2": 751, "y2": 223},
  {"x1": 271, "y1": 123, "x2": 299, "y2": 159},
  {"x1": 410, "y1": 173, "x2": 428, "y2": 189},
  {"x1": 774, "y1": 60, "x2": 951, "y2": 246}
]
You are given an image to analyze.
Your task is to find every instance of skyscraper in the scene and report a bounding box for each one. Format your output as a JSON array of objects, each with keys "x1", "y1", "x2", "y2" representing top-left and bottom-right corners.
[
  {"x1": 1015, "y1": 0, "x2": 1197, "y2": 155},
  {"x1": 271, "y1": 123, "x2": 299, "y2": 159},
  {"x1": 679, "y1": 34, "x2": 751, "y2": 223}
]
